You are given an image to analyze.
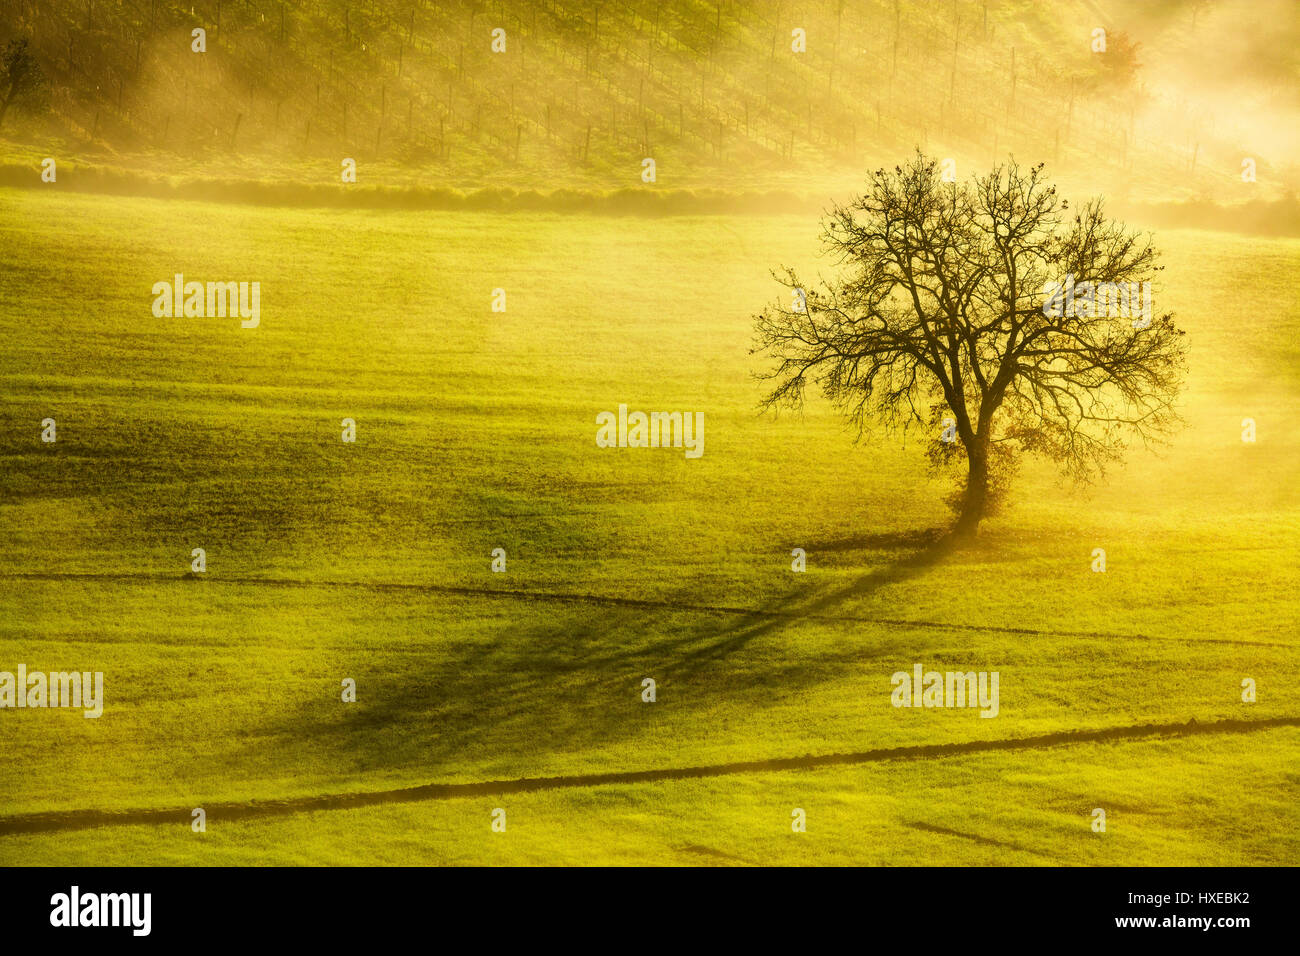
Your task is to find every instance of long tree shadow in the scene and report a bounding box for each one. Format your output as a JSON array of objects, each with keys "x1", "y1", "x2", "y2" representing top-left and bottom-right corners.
[
  {"x1": 666, "y1": 527, "x2": 960, "y2": 669},
  {"x1": 231, "y1": 525, "x2": 968, "y2": 790}
]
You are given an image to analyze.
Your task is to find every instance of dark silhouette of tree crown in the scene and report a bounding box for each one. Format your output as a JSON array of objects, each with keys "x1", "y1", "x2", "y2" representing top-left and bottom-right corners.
[
  {"x1": 753, "y1": 151, "x2": 1187, "y2": 533},
  {"x1": 0, "y1": 38, "x2": 49, "y2": 130}
]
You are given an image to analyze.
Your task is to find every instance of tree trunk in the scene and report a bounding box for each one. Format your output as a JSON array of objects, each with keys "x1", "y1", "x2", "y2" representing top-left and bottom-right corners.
[{"x1": 954, "y1": 439, "x2": 990, "y2": 536}]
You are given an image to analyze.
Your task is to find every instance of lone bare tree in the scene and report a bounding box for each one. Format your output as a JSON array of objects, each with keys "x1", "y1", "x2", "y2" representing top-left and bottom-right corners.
[{"x1": 753, "y1": 153, "x2": 1187, "y2": 536}]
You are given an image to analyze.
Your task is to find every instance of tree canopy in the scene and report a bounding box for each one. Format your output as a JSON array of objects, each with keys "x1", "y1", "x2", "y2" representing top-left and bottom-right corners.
[
  {"x1": 0, "y1": 38, "x2": 48, "y2": 131},
  {"x1": 753, "y1": 152, "x2": 1187, "y2": 534}
]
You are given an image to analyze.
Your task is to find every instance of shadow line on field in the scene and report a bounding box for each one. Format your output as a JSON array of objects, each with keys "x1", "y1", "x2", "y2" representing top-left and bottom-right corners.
[
  {"x1": 676, "y1": 843, "x2": 754, "y2": 865},
  {"x1": 0, "y1": 565, "x2": 1278, "y2": 648},
  {"x1": 662, "y1": 528, "x2": 961, "y2": 667},
  {"x1": 1, "y1": 715, "x2": 1294, "y2": 836},
  {"x1": 904, "y1": 820, "x2": 1057, "y2": 860}
]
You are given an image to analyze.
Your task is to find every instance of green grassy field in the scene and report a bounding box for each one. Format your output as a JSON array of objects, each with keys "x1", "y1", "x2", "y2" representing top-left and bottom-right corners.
[
  {"x1": 0, "y1": 187, "x2": 1297, "y2": 864},
  {"x1": 6, "y1": 731, "x2": 1297, "y2": 866}
]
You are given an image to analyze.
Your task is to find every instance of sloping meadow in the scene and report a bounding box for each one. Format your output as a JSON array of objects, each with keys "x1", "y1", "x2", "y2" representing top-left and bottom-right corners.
[{"x1": 0, "y1": 188, "x2": 1296, "y2": 861}]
